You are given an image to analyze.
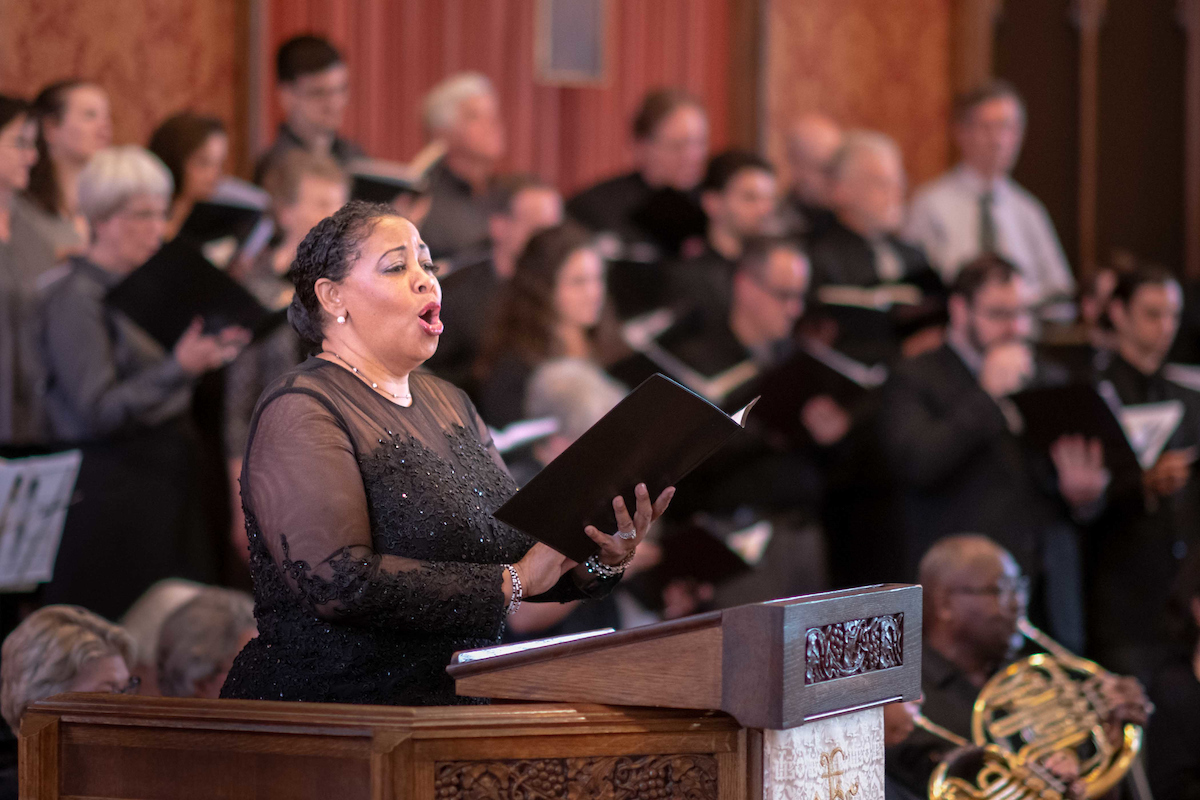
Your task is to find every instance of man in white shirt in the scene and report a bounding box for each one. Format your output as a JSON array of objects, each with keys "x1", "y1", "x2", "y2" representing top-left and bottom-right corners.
[{"x1": 904, "y1": 81, "x2": 1075, "y2": 306}]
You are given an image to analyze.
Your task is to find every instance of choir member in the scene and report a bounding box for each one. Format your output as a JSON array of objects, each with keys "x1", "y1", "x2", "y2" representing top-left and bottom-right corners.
[
  {"x1": 424, "y1": 174, "x2": 562, "y2": 393},
  {"x1": 878, "y1": 256, "x2": 1109, "y2": 603},
  {"x1": 38, "y1": 146, "x2": 246, "y2": 619},
  {"x1": 224, "y1": 151, "x2": 350, "y2": 558},
  {"x1": 567, "y1": 88, "x2": 709, "y2": 259},
  {"x1": 782, "y1": 113, "x2": 841, "y2": 240},
  {"x1": 219, "y1": 200, "x2": 671, "y2": 705},
  {"x1": 475, "y1": 222, "x2": 616, "y2": 426},
  {"x1": 1088, "y1": 266, "x2": 1200, "y2": 677},
  {"x1": 805, "y1": 130, "x2": 943, "y2": 365},
  {"x1": 254, "y1": 35, "x2": 363, "y2": 184},
  {"x1": 418, "y1": 72, "x2": 506, "y2": 260},
  {"x1": 666, "y1": 150, "x2": 779, "y2": 324},
  {"x1": 0, "y1": 95, "x2": 55, "y2": 447},
  {"x1": 905, "y1": 81, "x2": 1075, "y2": 307},
  {"x1": 147, "y1": 112, "x2": 229, "y2": 240},
  {"x1": 23, "y1": 79, "x2": 112, "y2": 258}
]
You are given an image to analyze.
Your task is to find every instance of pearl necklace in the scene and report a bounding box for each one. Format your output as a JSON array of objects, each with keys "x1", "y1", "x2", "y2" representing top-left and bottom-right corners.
[{"x1": 325, "y1": 352, "x2": 412, "y2": 404}]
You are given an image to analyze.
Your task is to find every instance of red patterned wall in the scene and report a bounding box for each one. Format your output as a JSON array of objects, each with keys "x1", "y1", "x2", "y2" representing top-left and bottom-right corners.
[
  {"x1": 0, "y1": 0, "x2": 250, "y2": 173},
  {"x1": 257, "y1": 0, "x2": 732, "y2": 195},
  {"x1": 763, "y1": 0, "x2": 953, "y2": 189}
]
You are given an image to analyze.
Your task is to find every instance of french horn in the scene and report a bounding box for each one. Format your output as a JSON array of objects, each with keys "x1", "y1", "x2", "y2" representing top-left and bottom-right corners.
[{"x1": 918, "y1": 618, "x2": 1144, "y2": 800}]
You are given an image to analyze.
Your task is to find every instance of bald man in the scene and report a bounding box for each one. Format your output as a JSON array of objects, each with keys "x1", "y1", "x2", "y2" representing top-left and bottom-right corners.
[
  {"x1": 886, "y1": 535, "x2": 1151, "y2": 798},
  {"x1": 783, "y1": 113, "x2": 842, "y2": 239}
]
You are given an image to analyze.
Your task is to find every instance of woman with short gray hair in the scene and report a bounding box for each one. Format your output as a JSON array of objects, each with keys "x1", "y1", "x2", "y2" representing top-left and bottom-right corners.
[{"x1": 38, "y1": 145, "x2": 246, "y2": 619}]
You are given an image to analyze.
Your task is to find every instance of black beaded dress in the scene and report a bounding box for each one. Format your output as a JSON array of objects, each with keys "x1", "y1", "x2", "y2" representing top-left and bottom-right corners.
[{"x1": 221, "y1": 357, "x2": 613, "y2": 706}]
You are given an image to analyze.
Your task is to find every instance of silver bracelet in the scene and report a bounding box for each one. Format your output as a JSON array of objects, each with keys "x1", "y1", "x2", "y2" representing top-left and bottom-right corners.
[
  {"x1": 503, "y1": 563, "x2": 523, "y2": 615},
  {"x1": 583, "y1": 549, "x2": 635, "y2": 580}
]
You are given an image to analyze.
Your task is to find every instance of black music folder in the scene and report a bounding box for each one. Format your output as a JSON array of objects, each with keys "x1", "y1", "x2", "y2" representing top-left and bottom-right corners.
[
  {"x1": 178, "y1": 201, "x2": 265, "y2": 250},
  {"x1": 348, "y1": 157, "x2": 425, "y2": 204},
  {"x1": 493, "y1": 374, "x2": 757, "y2": 562},
  {"x1": 106, "y1": 239, "x2": 282, "y2": 348},
  {"x1": 742, "y1": 342, "x2": 885, "y2": 445},
  {"x1": 1009, "y1": 385, "x2": 1141, "y2": 479}
]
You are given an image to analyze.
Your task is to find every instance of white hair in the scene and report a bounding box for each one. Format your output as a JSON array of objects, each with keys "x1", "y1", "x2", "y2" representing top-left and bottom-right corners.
[
  {"x1": 120, "y1": 578, "x2": 205, "y2": 668},
  {"x1": 1, "y1": 605, "x2": 134, "y2": 729},
  {"x1": 827, "y1": 130, "x2": 903, "y2": 184},
  {"x1": 525, "y1": 358, "x2": 626, "y2": 442},
  {"x1": 77, "y1": 145, "x2": 173, "y2": 223},
  {"x1": 422, "y1": 72, "x2": 496, "y2": 135}
]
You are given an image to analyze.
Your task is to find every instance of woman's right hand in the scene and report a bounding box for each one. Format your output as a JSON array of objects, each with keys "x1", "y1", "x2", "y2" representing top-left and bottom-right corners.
[
  {"x1": 506, "y1": 543, "x2": 575, "y2": 601},
  {"x1": 174, "y1": 317, "x2": 248, "y2": 376}
]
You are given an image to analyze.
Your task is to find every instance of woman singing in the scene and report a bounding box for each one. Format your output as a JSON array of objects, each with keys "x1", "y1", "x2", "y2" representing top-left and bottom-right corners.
[{"x1": 221, "y1": 201, "x2": 672, "y2": 706}]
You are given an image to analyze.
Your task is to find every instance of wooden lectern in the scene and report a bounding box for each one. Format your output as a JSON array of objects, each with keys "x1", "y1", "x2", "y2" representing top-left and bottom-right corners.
[{"x1": 20, "y1": 584, "x2": 919, "y2": 799}]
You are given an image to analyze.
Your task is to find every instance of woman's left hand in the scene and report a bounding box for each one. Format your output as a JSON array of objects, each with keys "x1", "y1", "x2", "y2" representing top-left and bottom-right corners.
[{"x1": 583, "y1": 483, "x2": 675, "y2": 566}]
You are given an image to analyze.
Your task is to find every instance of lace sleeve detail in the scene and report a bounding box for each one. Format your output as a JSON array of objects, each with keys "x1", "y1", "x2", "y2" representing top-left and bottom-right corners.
[{"x1": 244, "y1": 390, "x2": 506, "y2": 637}]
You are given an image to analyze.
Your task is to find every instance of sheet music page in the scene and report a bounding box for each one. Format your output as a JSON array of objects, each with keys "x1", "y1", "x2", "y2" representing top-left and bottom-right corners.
[
  {"x1": 1119, "y1": 400, "x2": 1185, "y2": 469},
  {"x1": 454, "y1": 627, "x2": 615, "y2": 663},
  {"x1": 0, "y1": 450, "x2": 83, "y2": 591}
]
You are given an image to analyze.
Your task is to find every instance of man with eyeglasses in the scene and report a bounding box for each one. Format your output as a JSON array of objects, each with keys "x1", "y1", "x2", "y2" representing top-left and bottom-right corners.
[
  {"x1": 885, "y1": 535, "x2": 1150, "y2": 799},
  {"x1": 879, "y1": 255, "x2": 1110, "y2": 636},
  {"x1": 254, "y1": 36, "x2": 364, "y2": 185}
]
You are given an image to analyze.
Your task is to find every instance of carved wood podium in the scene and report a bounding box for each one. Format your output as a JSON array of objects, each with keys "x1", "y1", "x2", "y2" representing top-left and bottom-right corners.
[{"x1": 19, "y1": 584, "x2": 920, "y2": 800}]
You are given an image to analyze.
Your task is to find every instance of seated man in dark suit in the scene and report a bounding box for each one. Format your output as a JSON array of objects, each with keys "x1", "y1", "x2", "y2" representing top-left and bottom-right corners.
[
  {"x1": 567, "y1": 88, "x2": 708, "y2": 261},
  {"x1": 254, "y1": 36, "x2": 364, "y2": 184},
  {"x1": 886, "y1": 535, "x2": 1151, "y2": 799},
  {"x1": 1088, "y1": 266, "x2": 1200, "y2": 678},
  {"x1": 423, "y1": 175, "x2": 562, "y2": 395},
  {"x1": 418, "y1": 72, "x2": 507, "y2": 260},
  {"x1": 665, "y1": 151, "x2": 780, "y2": 324},
  {"x1": 879, "y1": 256, "x2": 1110, "y2": 605},
  {"x1": 806, "y1": 130, "x2": 944, "y2": 365}
]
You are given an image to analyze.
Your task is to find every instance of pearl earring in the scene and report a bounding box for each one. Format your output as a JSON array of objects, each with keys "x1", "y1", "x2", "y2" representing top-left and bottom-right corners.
[{"x1": 336, "y1": 315, "x2": 346, "y2": 324}]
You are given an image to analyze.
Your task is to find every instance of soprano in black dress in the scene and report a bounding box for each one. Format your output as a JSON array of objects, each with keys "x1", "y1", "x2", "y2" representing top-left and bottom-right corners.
[{"x1": 221, "y1": 357, "x2": 613, "y2": 706}]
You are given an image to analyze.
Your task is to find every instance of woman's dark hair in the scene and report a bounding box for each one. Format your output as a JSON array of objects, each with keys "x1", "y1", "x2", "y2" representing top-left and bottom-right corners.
[
  {"x1": 288, "y1": 200, "x2": 398, "y2": 345},
  {"x1": 632, "y1": 88, "x2": 703, "y2": 141},
  {"x1": 0, "y1": 95, "x2": 29, "y2": 133},
  {"x1": 147, "y1": 112, "x2": 227, "y2": 200},
  {"x1": 26, "y1": 79, "x2": 87, "y2": 215},
  {"x1": 477, "y1": 222, "x2": 602, "y2": 377}
]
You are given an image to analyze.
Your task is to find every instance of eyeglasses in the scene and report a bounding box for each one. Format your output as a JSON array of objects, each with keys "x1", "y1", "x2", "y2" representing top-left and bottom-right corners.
[
  {"x1": 949, "y1": 575, "x2": 1030, "y2": 601},
  {"x1": 972, "y1": 305, "x2": 1029, "y2": 324},
  {"x1": 753, "y1": 277, "x2": 806, "y2": 305},
  {"x1": 114, "y1": 675, "x2": 141, "y2": 695},
  {"x1": 0, "y1": 136, "x2": 36, "y2": 152}
]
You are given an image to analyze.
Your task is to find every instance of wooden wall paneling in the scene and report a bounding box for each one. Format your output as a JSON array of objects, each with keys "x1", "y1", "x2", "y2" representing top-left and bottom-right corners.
[
  {"x1": 951, "y1": 0, "x2": 1003, "y2": 94},
  {"x1": 1096, "y1": 0, "x2": 1185, "y2": 273},
  {"x1": 259, "y1": 0, "x2": 731, "y2": 196},
  {"x1": 994, "y1": 0, "x2": 1080, "y2": 270},
  {"x1": 1181, "y1": 0, "x2": 1200, "y2": 278},
  {"x1": 728, "y1": 0, "x2": 763, "y2": 151},
  {"x1": 1072, "y1": 0, "x2": 1107, "y2": 282}
]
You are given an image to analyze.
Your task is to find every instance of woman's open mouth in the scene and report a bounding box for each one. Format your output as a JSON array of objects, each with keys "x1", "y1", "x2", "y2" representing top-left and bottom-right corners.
[{"x1": 418, "y1": 302, "x2": 443, "y2": 335}]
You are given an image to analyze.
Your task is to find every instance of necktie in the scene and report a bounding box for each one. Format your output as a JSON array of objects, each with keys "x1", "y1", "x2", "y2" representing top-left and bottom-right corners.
[{"x1": 979, "y1": 190, "x2": 997, "y2": 254}]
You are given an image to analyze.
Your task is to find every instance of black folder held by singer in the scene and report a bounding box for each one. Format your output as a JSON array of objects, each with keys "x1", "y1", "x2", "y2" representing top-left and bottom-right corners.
[
  {"x1": 106, "y1": 239, "x2": 283, "y2": 349},
  {"x1": 1008, "y1": 384, "x2": 1142, "y2": 479},
  {"x1": 493, "y1": 374, "x2": 758, "y2": 562}
]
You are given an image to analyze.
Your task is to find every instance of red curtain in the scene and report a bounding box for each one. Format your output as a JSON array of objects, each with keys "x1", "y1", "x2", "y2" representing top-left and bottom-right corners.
[{"x1": 257, "y1": 0, "x2": 730, "y2": 195}]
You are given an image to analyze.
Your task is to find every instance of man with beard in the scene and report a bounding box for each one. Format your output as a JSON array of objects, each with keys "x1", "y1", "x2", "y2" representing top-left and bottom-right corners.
[
  {"x1": 879, "y1": 256, "x2": 1110, "y2": 622},
  {"x1": 885, "y1": 535, "x2": 1151, "y2": 799}
]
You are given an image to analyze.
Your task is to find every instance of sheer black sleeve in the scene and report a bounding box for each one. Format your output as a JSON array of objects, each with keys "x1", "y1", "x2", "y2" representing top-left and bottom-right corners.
[{"x1": 244, "y1": 390, "x2": 508, "y2": 637}]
